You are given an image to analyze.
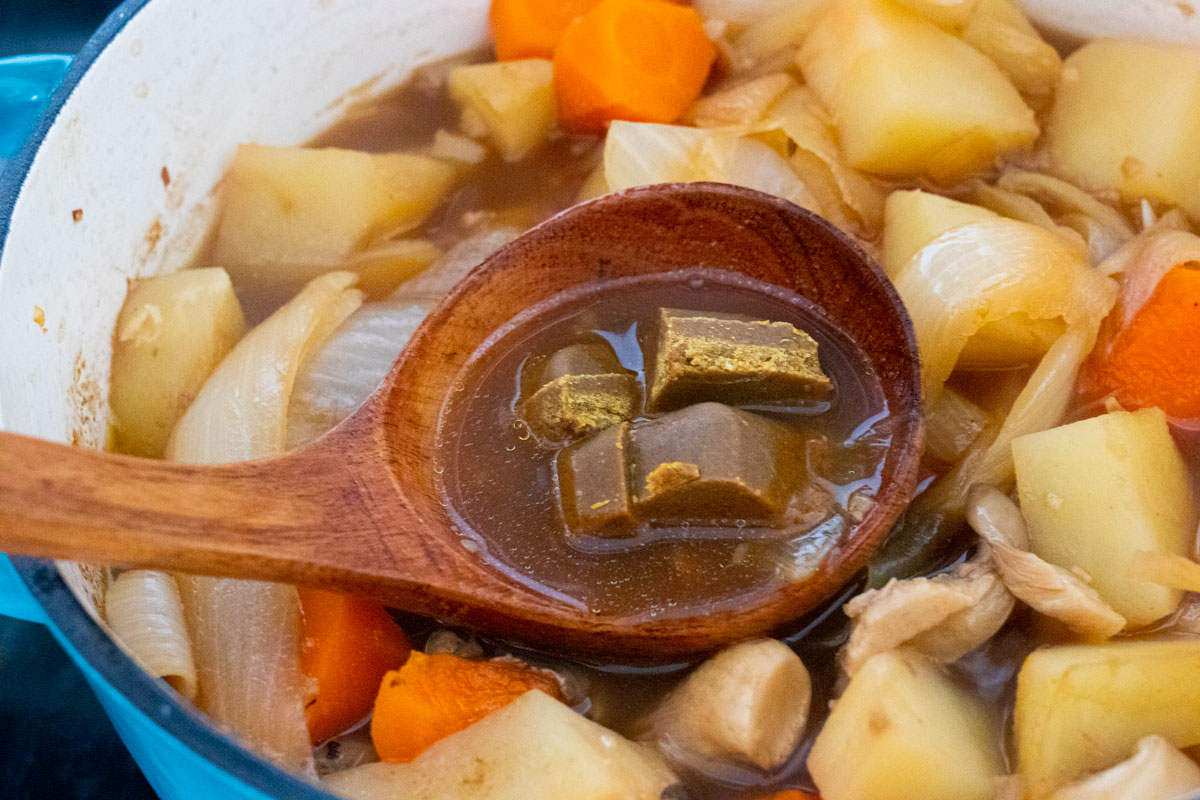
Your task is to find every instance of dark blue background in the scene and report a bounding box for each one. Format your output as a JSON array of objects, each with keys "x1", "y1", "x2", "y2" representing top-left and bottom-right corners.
[{"x1": 3, "y1": 3, "x2": 159, "y2": 797}]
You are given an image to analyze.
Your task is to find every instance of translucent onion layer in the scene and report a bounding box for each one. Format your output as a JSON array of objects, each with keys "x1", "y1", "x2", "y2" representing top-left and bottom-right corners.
[{"x1": 105, "y1": 569, "x2": 198, "y2": 701}]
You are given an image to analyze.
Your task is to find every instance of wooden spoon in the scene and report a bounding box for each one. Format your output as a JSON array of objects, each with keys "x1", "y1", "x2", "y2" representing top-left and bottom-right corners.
[{"x1": 0, "y1": 183, "x2": 923, "y2": 661}]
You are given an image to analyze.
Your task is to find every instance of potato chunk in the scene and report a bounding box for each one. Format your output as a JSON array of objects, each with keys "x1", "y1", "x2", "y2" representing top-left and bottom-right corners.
[
  {"x1": 323, "y1": 691, "x2": 676, "y2": 800},
  {"x1": 110, "y1": 268, "x2": 245, "y2": 457},
  {"x1": 808, "y1": 650, "x2": 1001, "y2": 800},
  {"x1": 796, "y1": 0, "x2": 1037, "y2": 183},
  {"x1": 1047, "y1": 40, "x2": 1200, "y2": 219},
  {"x1": 1012, "y1": 408, "x2": 1194, "y2": 627},
  {"x1": 1015, "y1": 641, "x2": 1200, "y2": 798},
  {"x1": 212, "y1": 144, "x2": 456, "y2": 270},
  {"x1": 449, "y1": 60, "x2": 556, "y2": 162}
]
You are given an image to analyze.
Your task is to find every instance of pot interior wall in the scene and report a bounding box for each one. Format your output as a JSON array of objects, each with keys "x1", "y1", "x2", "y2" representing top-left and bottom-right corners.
[{"x1": 0, "y1": 0, "x2": 490, "y2": 616}]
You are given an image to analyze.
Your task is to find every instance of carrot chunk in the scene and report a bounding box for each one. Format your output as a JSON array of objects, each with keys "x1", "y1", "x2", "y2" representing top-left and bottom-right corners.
[
  {"x1": 371, "y1": 651, "x2": 564, "y2": 763},
  {"x1": 1080, "y1": 265, "x2": 1200, "y2": 419},
  {"x1": 764, "y1": 793, "x2": 820, "y2": 800},
  {"x1": 298, "y1": 589, "x2": 411, "y2": 744},
  {"x1": 490, "y1": 0, "x2": 601, "y2": 61},
  {"x1": 490, "y1": 0, "x2": 687, "y2": 61},
  {"x1": 553, "y1": 0, "x2": 716, "y2": 133}
]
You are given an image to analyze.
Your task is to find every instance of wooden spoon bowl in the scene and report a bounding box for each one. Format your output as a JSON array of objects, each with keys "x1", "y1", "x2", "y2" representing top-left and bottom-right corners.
[{"x1": 0, "y1": 183, "x2": 923, "y2": 661}]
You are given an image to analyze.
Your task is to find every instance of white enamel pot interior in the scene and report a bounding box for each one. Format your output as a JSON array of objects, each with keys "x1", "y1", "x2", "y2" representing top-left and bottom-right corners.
[
  {"x1": 1, "y1": 0, "x2": 1199, "y2": 798},
  {"x1": 0, "y1": 0, "x2": 487, "y2": 797}
]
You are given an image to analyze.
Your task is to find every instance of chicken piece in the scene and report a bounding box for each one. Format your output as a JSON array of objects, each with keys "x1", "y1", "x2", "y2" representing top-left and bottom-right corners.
[
  {"x1": 642, "y1": 639, "x2": 811, "y2": 771},
  {"x1": 1048, "y1": 736, "x2": 1200, "y2": 800},
  {"x1": 840, "y1": 556, "x2": 1014, "y2": 678},
  {"x1": 966, "y1": 484, "x2": 1126, "y2": 640}
]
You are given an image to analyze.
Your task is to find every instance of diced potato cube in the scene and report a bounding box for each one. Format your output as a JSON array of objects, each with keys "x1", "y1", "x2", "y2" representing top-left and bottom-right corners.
[
  {"x1": 1013, "y1": 408, "x2": 1194, "y2": 627},
  {"x1": 1015, "y1": 640, "x2": 1200, "y2": 798},
  {"x1": 449, "y1": 59, "x2": 556, "y2": 162},
  {"x1": 110, "y1": 268, "x2": 245, "y2": 457},
  {"x1": 882, "y1": 189, "x2": 998, "y2": 276},
  {"x1": 796, "y1": 0, "x2": 1037, "y2": 183},
  {"x1": 1047, "y1": 39, "x2": 1200, "y2": 219},
  {"x1": 323, "y1": 691, "x2": 676, "y2": 800},
  {"x1": 808, "y1": 651, "x2": 1001, "y2": 800},
  {"x1": 212, "y1": 144, "x2": 456, "y2": 271}
]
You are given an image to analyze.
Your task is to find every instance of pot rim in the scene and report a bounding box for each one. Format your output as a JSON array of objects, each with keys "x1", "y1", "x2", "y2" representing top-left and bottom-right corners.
[{"x1": 0, "y1": 2, "x2": 339, "y2": 797}]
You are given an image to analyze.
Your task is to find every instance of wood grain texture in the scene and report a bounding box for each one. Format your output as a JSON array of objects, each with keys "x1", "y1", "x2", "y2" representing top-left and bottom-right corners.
[{"x1": 0, "y1": 183, "x2": 924, "y2": 661}]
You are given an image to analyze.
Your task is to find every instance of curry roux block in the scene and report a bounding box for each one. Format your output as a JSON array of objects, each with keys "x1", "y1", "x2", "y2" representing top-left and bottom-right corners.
[
  {"x1": 629, "y1": 403, "x2": 802, "y2": 522},
  {"x1": 519, "y1": 342, "x2": 638, "y2": 442},
  {"x1": 556, "y1": 422, "x2": 634, "y2": 536},
  {"x1": 647, "y1": 308, "x2": 833, "y2": 411}
]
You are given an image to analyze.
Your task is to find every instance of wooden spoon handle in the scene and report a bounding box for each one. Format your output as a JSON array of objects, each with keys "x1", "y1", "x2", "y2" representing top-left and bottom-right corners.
[{"x1": 0, "y1": 430, "x2": 391, "y2": 584}]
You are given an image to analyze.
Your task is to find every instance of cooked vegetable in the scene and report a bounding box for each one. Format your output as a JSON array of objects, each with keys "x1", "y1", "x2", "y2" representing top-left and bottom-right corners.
[
  {"x1": 960, "y1": 0, "x2": 1061, "y2": 108},
  {"x1": 109, "y1": 268, "x2": 245, "y2": 457},
  {"x1": 893, "y1": 218, "x2": 1114, "y2": 403},
  {"x1": 895, "y1": 0, "x2": 977, "y2": 28},
  {"x1": 166, "y1": 272, "x2": 363, "y2": 776},
  {"x1": 489, "y1": 0, "x2": 599, "y2": 60},
  {"x1": 758, "y1": 87, "x2": 885, "y2": 235},
  {"x1": 1131, "y1": 551, "x2": 1200, "y2": 594},
  {"x1": 603, "y1": 122, "x2": 821, "y2": 212},
  {"x1": 298, "y1": 589, "x2": 411, "y2": 744},
  {"x1": 286, "y1": 228, "x2": 519, "y2": 448},
  {"x1": 924, "y1": 387, "x2": 991, "y2": 465},
  {"x1": 1015, "y1": 640, "x2": 1200, "y2": 797},
  {"x1": 371, "y1": 652, "x2": 564, "y2": 763},
  {"x1": 212, "y1": 145, "x2": 456, "y2": 271},
  {"x1": 686, "y1": 72, "x2": 796, "y2": 129},
  {"x1": 796, "y1": 0, "x2": 1037, "y2": 182},
  {"x1": 1049, "y1": 736, "x2": 1200, "y2": 800},
  {"x1": 1047, "y1": 39, "x2": 1200, "y2": 219},
  {"x1": 339, "y1": 240, "x2": 442, "y2": 297},
  {"x1": 431, "y1": 129, "x2": 489, "y2": 165},
  {"x1": 1012, "y1": 408, "x2": 1193, "y2": 627},
  {"x1": 168, "y1": 271, "x2": 362, "y2": 461},
  {"x1": 727, "y1": 0, "x2": 830, "y2": 68},
  {"x1": 327, "y1": 691, "x2": 677, "y2": 800},
  {"x1": 1079, "y1": 266, "x2": 1200, "y2": 419},
  {"x1": 886, "y1": 191, "x2": 1069, "y2": 368},
  {"x1": 809, "y1": 650, "x2": 1001, "y2": 800},
  {"x1": 105, "y1": 570, "x2": 197, "y2": 700},
  {"x1": 449, "y1": 60, "x2": 555, "y2": 161},
  {"x1": 643, "y1": 639, "x2": 811, "y2": 770},
  {"x1": 554, "y1": 0, "x2": 716, "y2": 133},
  {"x1": 881, "y1": 189, "x2": 997, "y2": 277}
]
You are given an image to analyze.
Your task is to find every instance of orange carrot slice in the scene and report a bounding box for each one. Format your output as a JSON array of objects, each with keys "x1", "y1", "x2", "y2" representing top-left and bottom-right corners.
[
  {"x1": 1079, "y1": 264, "x2": 1200, "y2": 419},
  {"x1": 370, "y1": 651, "x2": 563, "y2": 763},
  {"x1": 298, "y1": 589, "x2": 411, "y2": 744},
  {"x1": 490, "y1": 0, "x2": 601, "y2": 61},
  {"x1": 553, "y1": 0, "x2": 716, "y2": 133}
]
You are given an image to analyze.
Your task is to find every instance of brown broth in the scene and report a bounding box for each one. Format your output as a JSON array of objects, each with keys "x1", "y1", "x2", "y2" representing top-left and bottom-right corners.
[{"x1": 436, "y1": 269, "x2": 891, "y2": 617}]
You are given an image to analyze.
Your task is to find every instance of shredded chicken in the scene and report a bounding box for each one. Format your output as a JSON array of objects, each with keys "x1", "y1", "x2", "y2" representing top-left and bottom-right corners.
[
  {"x1": 967, "y1": 485, "x2": 1126, "y2": 639},
  {"x1": 1048, "y1": 736, "x2": 1200, "y2": 800},
  {"x1": 840, "y1": 555, "x2": 1014, "y2": 677}
]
